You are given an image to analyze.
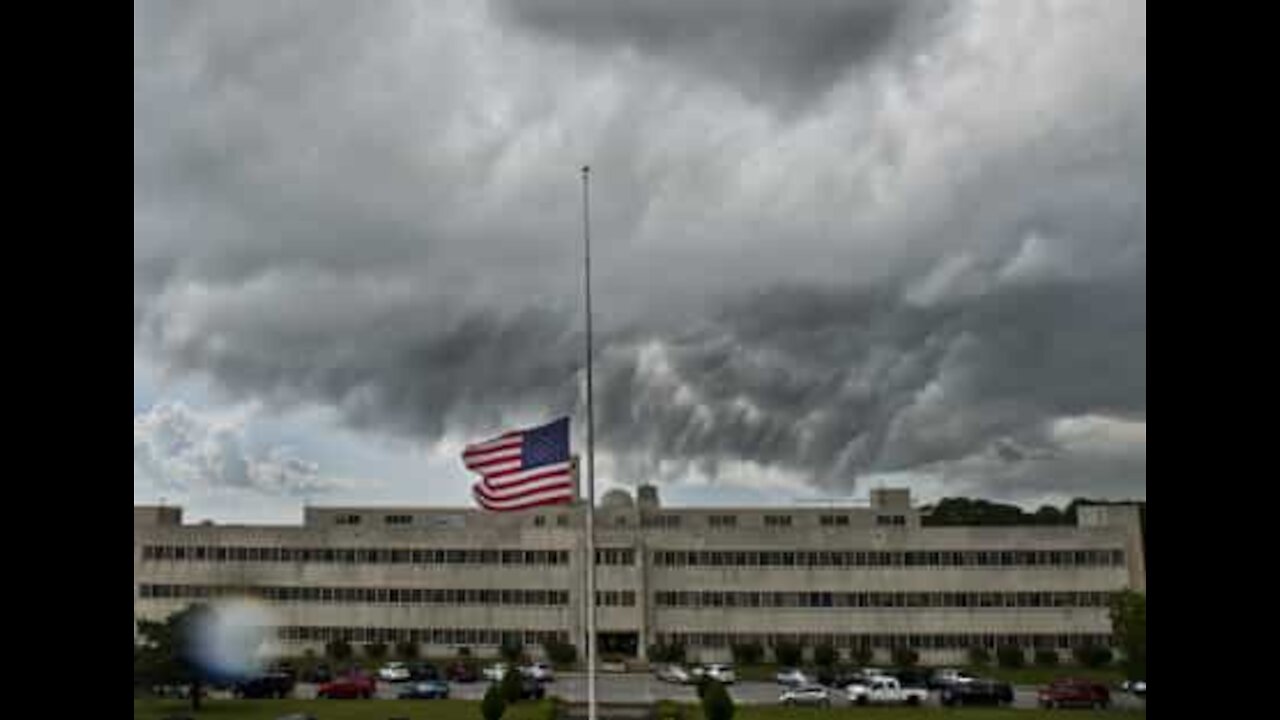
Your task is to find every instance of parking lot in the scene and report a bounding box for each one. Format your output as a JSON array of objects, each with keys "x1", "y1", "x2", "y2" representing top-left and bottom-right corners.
[{"x1": 287, "y1": 674, "x2": 1145, "y2": 711}]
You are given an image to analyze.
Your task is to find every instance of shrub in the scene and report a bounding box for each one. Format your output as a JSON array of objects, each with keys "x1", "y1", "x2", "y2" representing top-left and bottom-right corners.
[
  {"x1": 458, "y1": 646, "x2": 472, "y2": 658},
  {"x1": 773, "y1": 641, "x2": 802, "y2": 667},
  {"x1": 656, "y1": 699, "x2": 686, "y2": 720},
  {"x1": 701, "y1": 679, "x2": 735, "y2": 720},
  {"x1": 850, "y1": 646, "x2": 873, "y2": 667},
  {"x1": 500, "y1": 638, "x2": 524, "y2": 664},
  {"x1": 482, "y1": 682, "x2": 507, "y2": 720},
  {"x1": 1073, "y1": 644, "x2": 1114, "y2": 668},
  {"x1": 892, "y1": 647, "x2": 919, "y2": 667},
  {"x1": 501, "y1": 667, "x2": 524, "y2": 704},
  {"x1": 996, "y1": 645, "x2": 1025, "y2": 668},
  {"x1": 1034, "y1": 649, "x2": 1059, "y2": 667},
  {"x1": 325, "y1": 638, "x2": 352, "y2": 662},
  {"x1": 814, "y1": 644, "x2": 837, "y2": 668},
  {"x1": 544, "y1": 639, "x2": 577, "y2": 667},
  {"x1": 650, "y1": 643, "x2": 686, "y2": 664},
  {"x1": 967, "y1": 646, "x2": 991, "y2": 666},
  {"x1": 395, "y1": 640, "x2": 418, "y2": 660},
  {"x1": 365, "y1": 641, "x2": 388, "y2": 661},
  {"x1": 731, "y1": 641, "x2": 764, "y2": 666}
]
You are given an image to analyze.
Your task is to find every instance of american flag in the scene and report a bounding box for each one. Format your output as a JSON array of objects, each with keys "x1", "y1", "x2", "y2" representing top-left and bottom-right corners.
[{"x1": 463, "y1": 417, "x2": 576, "y2": 511}]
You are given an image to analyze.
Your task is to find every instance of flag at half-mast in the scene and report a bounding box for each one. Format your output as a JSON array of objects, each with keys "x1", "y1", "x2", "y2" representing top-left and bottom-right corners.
[{"x1": 463, "y1": 417, "x2": 575, "y2": 511}]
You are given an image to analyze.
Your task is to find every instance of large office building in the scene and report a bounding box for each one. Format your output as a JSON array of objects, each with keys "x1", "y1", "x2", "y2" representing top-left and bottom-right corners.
[{"x1": 134, "y1": 486, "x2": 1145, "y2": 664}]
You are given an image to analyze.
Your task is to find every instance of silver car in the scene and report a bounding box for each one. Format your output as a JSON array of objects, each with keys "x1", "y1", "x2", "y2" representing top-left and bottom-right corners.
[{"x1": 781, "y1": 684, "x2": 831, "y2": 707}]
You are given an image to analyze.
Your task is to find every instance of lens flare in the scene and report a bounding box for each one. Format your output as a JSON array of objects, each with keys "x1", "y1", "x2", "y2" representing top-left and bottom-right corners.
[{"x1": 187, "y1": 599, "x2": 279, "y2": 679}]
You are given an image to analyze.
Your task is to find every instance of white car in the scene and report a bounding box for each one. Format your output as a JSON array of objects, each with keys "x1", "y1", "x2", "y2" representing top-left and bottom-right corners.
[
  {"x1": 521, "y1": 662, "x2": 555, "y2": 682},
  {"x1": 655, "y1": 664, "x2": 693, "y2": 684},
  {"x1": 1121, "y1": 680, "x2": 1147, "y2": 696},
  {"x1": 377, "y1": 662, "x2": 410, "y2": 683},
  {"x1": 847, "y1": 676, "x2": 929, "y2": 706},
  {"x1": 775, "y1": 667, "x2": 812, "y2": 686},
  {"x1": 698, "y1": 663, "x2": 736, "y2": 684},
  {"x1": 781, "y1": 684, "x2": 831, "y2": 707},
  {"x1": 482, "y1": 663, "x2": 510, "y2": 682},
  {"x1": 932, "y1": 668, "x2": 977, "y2": 688}
]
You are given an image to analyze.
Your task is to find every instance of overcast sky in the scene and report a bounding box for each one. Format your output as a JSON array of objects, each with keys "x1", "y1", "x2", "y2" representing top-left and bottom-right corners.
[{"x1": 134, "y1": 0, "x2": 1145, "y2": 523}]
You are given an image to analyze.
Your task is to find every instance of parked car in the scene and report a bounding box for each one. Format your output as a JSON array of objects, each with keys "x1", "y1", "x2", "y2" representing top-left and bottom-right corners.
[
  {"x1": 941, "y1": 678, "x2": 1014, "y2": 706},
  {"x1": 846, "y1": 675, "x2": 929, "y2": 706},
  {"x1": 316, "y1": 673, "x2": 376, "y2": 699},
  {"x1": 654, "y1": 664, "x2": 693, "y2": 684},
  {"x1": 378, "y1": 661, "x2": 411, "y2": 683},
  {"x1": 1120, "y1": 680, "x2": 1147, "y2": 697},
  {"x1": 482, "y1": 662, "x2": 510, "y2": 682},
  {"x1": 780, "y1": 684, "x2": 832, "y2": 707},
  {"x1": 696, "y1": 663, "x2": 736, "y2": 684},
  {"x1": 408, "y1": 662, "x2": 440, "y2": 681},
  {"x1": 233, "y1": 672, "x2": 296, "y2": 699},
  {"x1": 521, "y1": 662, "x2": 555, "y2": 682},
  {"x1": 929, "y1": 668, "x2": 976, "y2": 690},
  {"x1": 1038, "y1": 679, "x2": 1111, "y2": 709},
  {"x1": 776, "y1": 667, "x2": 812, "y2": 686},
  {"x1": 301, "y1": 664, "x2": 332, "y2": 683},
  {"x1": 445, "y1": 662, "x2": 479, "y2": 683},
  {"x1": 519, "y1": 677, "x2": 547, "y2": 700},
  {"x1": 398, "y1": 679, "x2": 450, "y2": 699}
]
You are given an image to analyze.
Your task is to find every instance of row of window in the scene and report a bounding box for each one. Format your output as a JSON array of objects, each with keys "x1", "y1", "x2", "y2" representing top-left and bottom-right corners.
[
  {"x1": 140, "y1": 545, "x2": 640, "y2": 566},
  {"x1": 653, "y1": 590, "x2": 1117, "y2": 609},
  {"x1": 139, "y1": 584, "x2": 572, "y2": 606},
  {"x1": 276, "y1": 626, "x2": 567, "y2": 646},
  {"x1": 653, "y1": 632, "x2": 1113, "y2": 650},
  {"x1": 651, "y1": 549, "x2": 1124, "y2": 568}
]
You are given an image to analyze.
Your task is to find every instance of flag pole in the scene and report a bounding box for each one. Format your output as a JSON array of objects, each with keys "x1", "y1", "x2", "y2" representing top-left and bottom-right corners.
[{"x1": 580, "y1": 164, "x2": 597, "y2": 720}]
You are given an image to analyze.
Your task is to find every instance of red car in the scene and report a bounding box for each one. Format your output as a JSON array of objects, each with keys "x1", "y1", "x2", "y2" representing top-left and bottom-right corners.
[
  {"x1": 317, "y1": 673, "x2": 376, "y2": 699},
  {"x1": 1038, "y1": 678, "x2": 1111, "y2": 709}
]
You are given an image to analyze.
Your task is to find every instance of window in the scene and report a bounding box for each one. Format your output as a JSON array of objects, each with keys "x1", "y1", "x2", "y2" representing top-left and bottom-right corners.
[
  {"x1": 820, "y1": 514, "x2": 850, "y2": 526},
  {"x1": 336, "y1": 514, "x2": 361, "y2": 525},
  {"x1": 557, "y1": 515, "x2": 569, "y2": 527},
  {"x1": 764, "y1": 514, "x2": 792, "y2": 527},
  {"x1": 385, "y1": 514, "x2": 412, "y2": 525},
  {"x1": 533, "y1": 516, "x2": 546, "y2": 527},
  {"x1": 708, "y1": 514, "x2": 737, "y2": 528}
]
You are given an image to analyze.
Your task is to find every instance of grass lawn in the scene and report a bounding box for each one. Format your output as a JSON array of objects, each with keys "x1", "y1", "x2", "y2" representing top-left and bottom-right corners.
[{"x1": 135, "y1": 698, "x2": 1144, "y2": 720}]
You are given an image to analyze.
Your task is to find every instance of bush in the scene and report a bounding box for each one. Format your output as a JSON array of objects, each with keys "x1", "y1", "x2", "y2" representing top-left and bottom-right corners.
[
  {"x1": 365, "y1": 641, "x2": 388, "y2": 661},
  {"x1": 649, "y1": 643, "x2": 686, "y2": 664},
  {"x1": 458, "y1": 646, "x2": 472, "y2": 658},
  {"x1": 891, "y1": 647, "x2": 920, "y2": 667},
  {"x1": 850, "y1": 646, "x2": 873, "y2": 667},
  {"x1": 773, "y1": 641, "x2": 802, "y2": 667},
  {"x1": 812, "y1": 644, "x2": 837, "y2": 668},
  {"x1": 1073, "y1": 644, "x2": 1114, "y2": 668},
  {"x1": 996, "y1": 645, "x2": 1025, "y2": 668},
  {"x1": 395, "y1": 640, "x2": 418, "y2": 660},
  {"x1": 501, "y1": 667, "x2": 524, "y2": 704},
  {"x1": 656, "y1": 699, "x2": 686, "y2": 720},
  {"x1": 701, "y1": 679, "x2": 735, "y2": 720},
  {"x1": 1034, "y1": 649, "x2": 1059, "y2": 667},
  {"x1": 544, "y1": 639, "x2": 577, "y2": 667},
  {"x1": 967, "y1": 646, "x2": 991, "y2": 666},
  {"x1": 482, "y1": 682, "x2": 507, "y2": 720},
  {"x1": 731, "y1": 641, "x2": 764, "y2": 666},
  {"x1": 325, "y1": 638, "x2": 352, "y2": 662},
  {"x1": 534, "y1": 697, "x2": 561, "y2": 720}
]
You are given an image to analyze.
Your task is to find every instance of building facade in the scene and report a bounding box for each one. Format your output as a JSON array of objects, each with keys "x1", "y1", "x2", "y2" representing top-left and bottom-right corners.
[{"x1": 134, "y1": 486, "x2": 1145, "y2": 664}]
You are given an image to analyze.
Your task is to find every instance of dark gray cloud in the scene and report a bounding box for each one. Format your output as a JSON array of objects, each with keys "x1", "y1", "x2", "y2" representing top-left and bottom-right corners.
[
  {"x1": 134, "y1": 0, "x2": 1145, "y2": 504},
  {"x1": 491, "y1": 0, "x2": 956, "y2": 110}
]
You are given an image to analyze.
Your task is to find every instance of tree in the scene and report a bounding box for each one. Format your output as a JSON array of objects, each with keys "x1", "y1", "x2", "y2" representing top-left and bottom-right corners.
[
  {"x1": 996, "y1": 645, "x2": 1025, "y2": 668},
  {"x1": 501, "y1": 667, "x2": 524, "y2": 704},
  {"x1": 365, "y1": 641, "x2": 388, "y2": 661},
  {"x1": 773, "y1": 641, "x2": 802, "y2": 667},
  {"x1": 1034, "y1": 649, "x2": 1059, "y2": 667},
  {"x1": 482, "y1": 682, "x2": 508, "y2": 720},
  {"x1": 850, "y1": 645, "x2": 873, "y2": 667},
  {"x1": 813, "y1": 644, "x2": 837, "y2": 669},
  {"x1": 701, "y1": 679, "x2": 735, "y2": 720},
  {"x1": 395, "y1": 640, "x2": 418, "y2": 660},
  {"x1": 1109, "y1": 590, "x2": 1146, "y2": 679},
  {"x1": 1073, "y1": 644, "x2": 1113, "y2": 669},
  {"x1": 967, "y1": 647, "x2": 991, "y2": 666},
  {"x1": 731, "y1": 641, "x2": 763, "y2": 666},
  {"x1": 134, "y1": 604, "x2": 210, "y2": 713},
  {"x1": 544, "y1": 639, "x2": 577, "y2": 667},
  {"x1": 891, "y1": 647, "x2": 919, "y2": 667},
  {"x1": 500, "y1": 637, "x2": 524, "y2": 664},
  {"x1": 326, "y1": 638, "x2": 353, "y2": 662}
]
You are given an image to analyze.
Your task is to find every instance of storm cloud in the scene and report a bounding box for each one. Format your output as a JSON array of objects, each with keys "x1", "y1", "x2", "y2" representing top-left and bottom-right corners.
[{"x1": 134, "y1": 0, "x2": 1145, "y2": 504}]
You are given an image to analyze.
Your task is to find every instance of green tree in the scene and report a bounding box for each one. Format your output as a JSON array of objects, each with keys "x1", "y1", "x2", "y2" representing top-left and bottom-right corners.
[
  {"x1": 1034, "y1": 649, "x2": 1059, "y2": 667},
  {"x1": 1073, "y1": 644, "x2": 1113, "y2": 669},
  {"x1": 501, "y1": 667, "x2": 524, "y2": 704},
  {"x1": 500, "y1": 637, "x2": 524, "y2": 664},
  {"x1": 395, "y1": 640, "x2": 419, "y2": 660},
  {"x1": 731, "y1": 642, "x2": 763, "y2": 666},
  {"x1": 850, "y1": 645, "x2": 873, "y2": 667},
  {"x1": 326, "y1": 638, "x2": 353, "y2": 662},
  {"x1": 701, "y1": 679, "x2": 735, "y2": 720},
  {"x1": 544, "y1": 639, "x2": 577, "y2": 667},
  {"x1": 1109, "y1": 590, "x2": 1146, "y2": 679},
  {"x1": 967, "y1": 646, "x2": 991, "y2": 666},
  {"x1": 996, "y1": 645, "x2": 1025, "y2": 668},
  {"x1": 134, "y1": 604, "x2": 210, "y2": 713},
  {"x1": 813, "y1": 644, "x2": 837, "y2": 669},
  {"x1": 891, "y1": 647, "x2": 919, "y2": 667},
  {"x1": 365, "y1": 641, "x2": 388, "y2": 661},
  {"x1": 773, "y1": 641, "x2": 802, "y2": 667},
  {"x1": 482, "y1": 682, "x2": 508, "y2": 720}
]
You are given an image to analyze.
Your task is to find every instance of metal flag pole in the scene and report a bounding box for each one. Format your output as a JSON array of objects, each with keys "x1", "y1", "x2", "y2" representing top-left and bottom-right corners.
[{"x1": 581, "y1": 164, "x2": 598, "y2": 720}]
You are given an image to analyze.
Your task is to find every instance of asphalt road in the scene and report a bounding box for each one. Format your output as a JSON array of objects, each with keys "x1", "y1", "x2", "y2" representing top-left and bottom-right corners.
[{"x1": 290, "y1": 675, "x2": 1146, "y2": 711}]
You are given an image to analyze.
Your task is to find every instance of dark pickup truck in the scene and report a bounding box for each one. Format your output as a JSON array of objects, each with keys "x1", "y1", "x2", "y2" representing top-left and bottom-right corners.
[{"x1": 233, "y1": 672, "x2": 296, "y2": 699}]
